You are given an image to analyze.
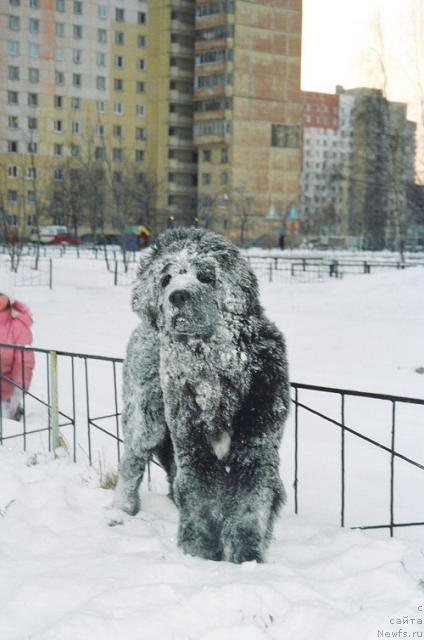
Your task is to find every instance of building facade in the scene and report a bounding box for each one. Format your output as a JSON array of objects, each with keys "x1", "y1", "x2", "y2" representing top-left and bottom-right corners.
[
  {"x1": 0, "y1": 0, "x2": 302, "y2": 243},
  {"x1": 300, "y1": 87, "x2": 416, "y2": 249}
]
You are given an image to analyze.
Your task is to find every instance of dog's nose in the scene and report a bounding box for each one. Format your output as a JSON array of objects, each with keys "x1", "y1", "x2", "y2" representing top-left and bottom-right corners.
[{"x1": 169, "y1": 289, "x2": 191, "y2": 308}]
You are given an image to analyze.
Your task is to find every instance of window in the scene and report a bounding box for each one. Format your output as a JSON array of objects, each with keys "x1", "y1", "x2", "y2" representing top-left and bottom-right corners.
[
  {"x1": 114, "y1": 55, "x2": 124, "y2": 68},
  {"x1": 10, "y1": 0, "x2": 20, "y2": 5},
  {"x1": 193, "y1": 120, "x2": 232, "y2": 137},
  {"x1": 8, "y1": 190, "x2": 18, "y2": 203},
  {"x1": 7, "y1": 40, "x2": 20, "y2": 55},
  {"x1": 97, "y1": 5, "x2": 107, "y2": 19},
  {"x1": 135, "y1": 150, "x2": 144, "y2": 162},
  {"x1": 73, "y1": 73, "x2": 82, "y2": 87},
  {"x1": 136, "y1": 81, "x2": 145, "y2": 93},
  {"x1": 53, "y1": 119, "x2": 63, "y2": 132},
  {"x1": 220, "y1": 172, "x2": 228, "y2": 185},
  {"x1": 28, "y1": 67, "x2": 39, "y2": 82},
  {"x1": 8, "y1": 91, "x2": 19, "y2": 105},
  {"x1": 115, "y1": 7, "x2": 124, "y2": 21},
  {"x1": 136, "y1": 104, "x2": 145, "y2": 116},
  {"x1": 53, "y1": 167, "x2": 63, "y2": 180},
  {"x1": 73, "y1": 49, "x2": 82, "y2": 64},
  {"x1": 136, "y1": 58, "x2": 145, "y2": 71},
  {"x1": 137, "y1": 34, "x2": 146, "y2": 47},
  {"x1": 55, "y1": 70, "x2": 64, "y2": 85},
  {"x1": 113, "y1": 148, "x2": 122, "y2": 161},
  {"x1": 29, "y1": 42, "x2": 40, "y2": 58},
  {"x1": 202, "y1": 173, "x2": 211, "y2": 186},
  {"x1": 221, "y1": 148, "x2": 228, "y2": 163},
  {"x1": 135, "y1": 127, "x2": 145, "y2": 140},
  {"x1": 73, "y1": 0, "x2": 82, "y2": 15},
  {"x1": 96, "y1": 52, "x2": 106, "y2": 66},
  {"x1": 97, "y1": 28, "x2": 107, "y2": 43},
  {"x1": 95, "y1": 123, "x2": 104, "y2": 136},
  {"x1": 71, "y1": 120, "x2": 80, "y2": 133},
  {"x1": 113, "y1": 102, "x2": 123, "y2": 115},
  {"x1": 28, "y1": 142, "x2": 38, "y2": 154},
  {"x1": 28, "y1": 93, "x2": 38, "y2": 106},
  {"x1": 8, "y1": 116, "x2": 18, "y2": 128},
  {"x1": 9, "y1": 15, "x2": 20, "y2": 30},
  {"x1": 71, "y1": 144, "x2": 80, "y2": 158},
  {"x1": 56, "y1": 0, "x2": 65, "y2": 11},
  {"x1": 113, "y1": 125, "x2": 122, "y2": 137},
  {"x1": 29, "y1": 18, "x2": 39, "y2": 33},
  {"x1": 202, "y1": 149, "x2": 211, "y2": 162},
  {"x1": 8, "y1": 141, "x2": 19, "y2": 153},
  {"x1": 95, "y1": 147, "x2": 105, "y2": 160},
  {"x1": 29, "y1": 0, "x2": 39, "y2": 7},
  {"x1": 71, "y1": 97, "x2": 80, "y2": 110},
  {"x1": 8, "y1": 165, "x2": 18, "y2": 178},
  {"x1": 54, "y1": 144, "x2": 63, "y2": 156},
  {"x1": 115, "y1": 31, "x2": 124, "y2": 45},
  {"x1": 114, "y1": 78, "x2": 123, "y2": 91},
  {"x1": 8, "y1": 66, "x2": 19, "y2": 80},
  {"x1": 73, "y1": 24, "x2": 83, "y2": 39},
  {"x1": 96, "y1": 100, "x2": 105, "y2": 113},
  {"x1": 56, "y1": 46, "x2": 64, "y2": 62},
  {"x1": 27, "y1": 192, "x2": 36, "y2": 204},
  {"x1": 137, "y1": 11, "x2": 146, "y2": 24},
  {"x1": 56, "y1": 21, "x2": 64, "y2": 36},
  {"x1": 96, "y1": 76, "x2": 106, "y2": 91},
  {"x1": 54, "y1": 95, "x2": 63, "y2": 108},
  {"x1": 27, "y1": 167, "x2": 37, "y2": 179}
]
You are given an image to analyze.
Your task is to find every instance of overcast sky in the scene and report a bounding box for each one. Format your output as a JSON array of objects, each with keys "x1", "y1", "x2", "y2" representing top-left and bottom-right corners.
[{"x1": 301, "y1": 0, "x2": 422, "y2": 123}]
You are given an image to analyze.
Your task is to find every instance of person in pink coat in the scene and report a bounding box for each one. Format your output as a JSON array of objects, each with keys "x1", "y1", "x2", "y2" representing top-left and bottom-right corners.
[{"x1": 0, "y1": 272, "x2": 35, "y2": 420}]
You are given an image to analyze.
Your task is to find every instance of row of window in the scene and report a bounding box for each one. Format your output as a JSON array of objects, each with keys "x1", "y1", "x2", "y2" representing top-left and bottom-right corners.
[
  {"x1": 195, "y1": 1, "x2": 234, "y2": 18},
  {"x1": 194, "y1": 72, "x2": 232, "y2": 90},
  {"x1": 7, "y1": 72, "x2": 146, "y2": 92},
  {"x1": 195, "y1": 48, "x2": 233, "y2": 66},
  {"x1": 202, "y1": 148, "x2": 228, "y2": 164},
  {"x1": 7, "y1": 21, "x2": 146, "y2": 47},
  {"x1": 6, "y1": 143, "x2": 145, "y2": 162},
  {"x1": 7, "y1": 116, "x2": 146, "y2": 140},
  {"x1": 193, "y1": 120, "x2": 232, "y2": 137},
  {"x1": 6, "y1": 93, "x2": 145, "y2": 116},
  {"x1": 9, "y1": 2, "x2": 146, "y2": 22},
  {"x1": 201, "y1": 172, "x2": 228, "y2": 186}
]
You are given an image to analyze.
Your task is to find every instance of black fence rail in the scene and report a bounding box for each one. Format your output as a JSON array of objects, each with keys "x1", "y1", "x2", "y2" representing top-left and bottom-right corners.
[
  {"x1": 1, "y1": 343, "x2": 423, "y2": 538},
  {"x1": 245, "y1": 255, "x2": 423, "y2": 282}
]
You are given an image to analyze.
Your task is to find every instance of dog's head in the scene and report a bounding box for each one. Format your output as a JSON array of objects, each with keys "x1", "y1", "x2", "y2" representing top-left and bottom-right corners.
[{"x1": 132, "y1": 228, "x2": 260, "y2": 340}]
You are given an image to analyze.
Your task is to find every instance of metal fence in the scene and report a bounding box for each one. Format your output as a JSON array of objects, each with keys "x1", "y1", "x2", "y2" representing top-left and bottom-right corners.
[
  {"x1": 1, "y1": 343, "x2": 423, "y2": 538},
  {"x1": 0, "y1": 257, "x2": 52, "y2": 288}
]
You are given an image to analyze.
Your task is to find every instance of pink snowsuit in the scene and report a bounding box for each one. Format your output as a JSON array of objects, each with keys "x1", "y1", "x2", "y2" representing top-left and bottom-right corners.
[{"x1": 0, "y1": 301, "x2": 35, "y2": 401}]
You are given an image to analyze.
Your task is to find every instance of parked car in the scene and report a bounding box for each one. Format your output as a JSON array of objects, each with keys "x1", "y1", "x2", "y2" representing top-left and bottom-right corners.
[
  {"x1": 30, "y1": 226, "x2": 81, "y2": 245},
  {"x1": 79, "y1": 233, "x2": 122, "y2": 246}
]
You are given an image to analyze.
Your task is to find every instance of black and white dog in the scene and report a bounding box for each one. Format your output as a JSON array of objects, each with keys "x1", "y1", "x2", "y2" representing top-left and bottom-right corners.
[{"x1": 113, "y1": 228, "x2": 290, "y2": 563}]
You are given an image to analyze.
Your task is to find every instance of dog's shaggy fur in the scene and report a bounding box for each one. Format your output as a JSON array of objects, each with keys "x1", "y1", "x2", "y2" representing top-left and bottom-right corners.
[{"x1": 113, "y1": 227, "x2": 290, "y2": 563}]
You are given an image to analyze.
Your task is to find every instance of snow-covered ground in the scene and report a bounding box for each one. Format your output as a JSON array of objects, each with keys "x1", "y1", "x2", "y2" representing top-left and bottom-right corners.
[{"x1": 0, "y1": 256, "x2": 424, "y2": 639}]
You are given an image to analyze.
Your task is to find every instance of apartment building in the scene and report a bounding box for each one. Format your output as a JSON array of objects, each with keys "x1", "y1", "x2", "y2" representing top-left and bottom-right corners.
[
  {"x1": 0, "y1": 0, "x2": 302, "y2": 242},
  {"x1": 301, "y1": 87, "x2": 416, "y2": 249}
]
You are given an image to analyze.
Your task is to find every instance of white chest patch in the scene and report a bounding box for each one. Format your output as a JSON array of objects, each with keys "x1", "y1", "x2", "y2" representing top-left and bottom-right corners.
[{"x1": 210, "y1": 431, "x2": 231, "y2": 460}]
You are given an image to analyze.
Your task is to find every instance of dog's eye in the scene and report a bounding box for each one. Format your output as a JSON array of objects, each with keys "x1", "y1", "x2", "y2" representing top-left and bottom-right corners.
[
  {"x1": 197, "y1": 270, "x2": 215, "y2": 286},
  {"x1": 161, "y1": 274, "x2": 171, "y2": 288}
]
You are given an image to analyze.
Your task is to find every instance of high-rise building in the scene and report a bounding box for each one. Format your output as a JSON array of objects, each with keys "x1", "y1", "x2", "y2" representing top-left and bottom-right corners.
[
  {"x1": 0, "y1": 0, "x2": 302, "y2": 243},
  {"x1": 301, "y1": 87, "x2": 416, "y2": 249}
]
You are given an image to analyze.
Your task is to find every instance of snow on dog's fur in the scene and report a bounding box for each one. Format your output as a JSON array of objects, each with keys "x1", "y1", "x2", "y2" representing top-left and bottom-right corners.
[{"x1": 113, "y1": 228, "x2": 290, "y2": 563}]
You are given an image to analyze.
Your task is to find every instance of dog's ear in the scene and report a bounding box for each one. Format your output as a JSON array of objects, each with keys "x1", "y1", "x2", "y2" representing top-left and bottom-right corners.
[{"x1": 132, "y1": 247, "x2": 159, "y2": 329}]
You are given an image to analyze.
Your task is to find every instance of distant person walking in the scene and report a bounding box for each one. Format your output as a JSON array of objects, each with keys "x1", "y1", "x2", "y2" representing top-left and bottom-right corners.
[
  {"x1": 278, "y1": 232, "x2": 285, "y2": 251},
  {"x1": 0, "y1": 273, "x2": 35, "y2": 420}
]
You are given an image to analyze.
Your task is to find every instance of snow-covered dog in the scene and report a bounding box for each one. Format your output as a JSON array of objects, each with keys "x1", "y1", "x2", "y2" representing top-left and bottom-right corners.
[{"x1": 113, "y1": 227, "x2": 290, "y2": 563}]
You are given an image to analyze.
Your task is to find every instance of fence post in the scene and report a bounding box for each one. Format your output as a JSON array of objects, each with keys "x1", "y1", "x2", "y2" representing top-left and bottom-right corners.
[
  {"x1": 49, "y1": 258, "x2": 53, "y2": 289},
  {"x1": 269, "y1": 262, "x2": 273, "y2": 283},
  {"x1": 114, "y1": 260, "x2": 118, "y2": 286},
  {"x1": 49, "y1": 350, "x2": 60, "y2": 450}
]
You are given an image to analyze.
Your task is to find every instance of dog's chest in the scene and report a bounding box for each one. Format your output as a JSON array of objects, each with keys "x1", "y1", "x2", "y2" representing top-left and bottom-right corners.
[{"x1": 159, "y1": 338, "x2": 247, "y2": 426}]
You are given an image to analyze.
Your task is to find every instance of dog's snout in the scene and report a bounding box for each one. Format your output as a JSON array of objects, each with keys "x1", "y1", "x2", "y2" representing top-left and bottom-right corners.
[{"x1": 169, "y1": 289, "x2": 191, "y2": 308}]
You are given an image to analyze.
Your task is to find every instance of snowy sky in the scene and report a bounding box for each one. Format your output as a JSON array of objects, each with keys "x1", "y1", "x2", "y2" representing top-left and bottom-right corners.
[{"x1": 301, "y1": 0, "x2": 423, "y2": 123}]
